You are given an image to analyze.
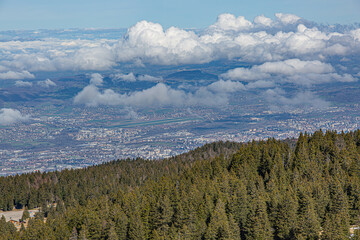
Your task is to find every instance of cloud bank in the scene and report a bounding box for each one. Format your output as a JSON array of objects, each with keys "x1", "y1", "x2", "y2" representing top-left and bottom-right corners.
[
  {"x1": 0, "y1": 71, "x2": 35, "y2": 80},
  {"x1": 221, "y1": 59, "x2": 356, "y2": 86},
  {"x1": 0, "y1": 108, "x2": 29, "y2": 125},
  {"x1": 265, "y1": 88, "x2": 330, "y2": 111},
  {"x1": 0, "y1": 13, "x2": 359, "y2": 76},
  {"x1": 1, "y1": 13, "x2": 359, "y2": 111},
  {"x1": 74, "y1": 74, "x2": 245, "y2": 107}
]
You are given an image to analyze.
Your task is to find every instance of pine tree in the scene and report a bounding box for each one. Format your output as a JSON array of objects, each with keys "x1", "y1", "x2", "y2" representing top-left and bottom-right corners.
[
  {"x1": 322, "y1": 179, "x2": 350, "y2": 239},
  {"x1": 22, "y1": 207, "x2": 30, "y2": 221},
  {"x1": 273, "y1": 189, "x2": 298, "y2": 239},
  {"x1": 107, "y1": 224, "x2": 119, "y2": 240},
  {"x1": 296, "y1": 190, "x2": 321, "y2": 240},
  {"x1": 128, "y1": 211, "x2": 145, "y2": 240},
  {"x1": 205, "y1": 199, "x2": 232, "y2": 240},
  {"x1": 244, "y1": 192, "x2": 272, "y2": 240},
  {"x1": 111, "y1": 206, "x2": 128, "y2": 239},
  {"x1": 22, "y1": 219, "x2": 54, "y2": 240},
  {"x1": 69, "y1": 227, "x2": 78, "y2": 240},
  {"x1": 78, "y1": 225, "x2": 88, "y2": 240}
]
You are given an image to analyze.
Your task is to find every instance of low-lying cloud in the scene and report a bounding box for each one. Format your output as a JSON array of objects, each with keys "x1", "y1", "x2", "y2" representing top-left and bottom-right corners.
[
  {"x1": 1, "y1": 13, "x2": 359, "y2": 112},
  {"x1": 0, "y1": 71, "x2": 35, "y2": 80},
  {"x1": 111, "y1": 72, "x2": 136, "y2": 82},
  {"x1": 0, "y1": 108, "x2": 29, "y2": 125},
  {"x1": 111, "y1": 72, "x2": 163, "y2": 82},
  {"x1": 15, "y1": 80, "x2": 33, "y2": 87},
  {"x1": 74, "y1": 74, "x2": 245, "y2": 107},
  {"x1": 221, "y1": 59, "x2": 357, "y2": 86},
  {"x1": 265, "y1": 88, "x2": 330, "y2": 111},
  {"x1": 37, "y1": 79, "x2": 56, "y2": 88}
]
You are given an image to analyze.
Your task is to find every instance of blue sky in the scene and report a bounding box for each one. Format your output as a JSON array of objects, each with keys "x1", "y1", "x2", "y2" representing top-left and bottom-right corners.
[{"x1": 0, "y1": 0, "x2": 359, "y2": 30}]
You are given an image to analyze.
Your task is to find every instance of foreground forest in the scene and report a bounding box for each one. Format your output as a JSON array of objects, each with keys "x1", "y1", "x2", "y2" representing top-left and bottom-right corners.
[{"x1": 1, "y1": 130, "x2": 360, "y2": 239}]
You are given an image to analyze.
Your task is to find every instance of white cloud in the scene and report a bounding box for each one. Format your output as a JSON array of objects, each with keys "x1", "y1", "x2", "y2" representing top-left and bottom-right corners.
[
  {"x1": 0, "y1": 71, "x2": 35, "y2": 80},
  {"x1": 0, "y1": 39, "x2": 116, "y2": 74},
  {"x1": 123, "y1": 83, "x2": 187, "y2": 107},
  {"x1": 112, "y1": 72, "x2": 136, "y2": 82},
  {"x1": 254, "y1": 15, "x2": 273, "y2": 27},
  {"x1": 350, "y1": 29, "x2": 360, "y2": 41},
  {"x1": 15, "y1": 80, "x2": 33, "y2": 87},
  {"x1": 89, "y1": 73, "x2": 104, "y2": 86},
  {"x1": 286, "y1": 73, "x2": 356, "y2": 86},
  {"x1": 125, "y1": 108, "x2": 139, "y2": 119},
  {"x1": 0, "y1": 13, "x2": 359, "y2": 79},
  {"x1": 210, "y1": 13, "x2": 253, "y2": 31},
  {"x1": 37, "y1": 79, "x2": 56, "y2": 88},
  {"x1": 206, "y1": 79, "x2": 245, "y2": 92},
  {"x1": 256, "y1": 59, "x2": 334, "y2": 75},
  {"x1": 70, "y1": 47, "x2": 116, "y2": 71},
  {"x1": 111, "y1": 14, "x2": 359, "y2": 66},
  {"x1": 74, "y1": 83, "x2": 188, "y2": 107},
  {"x1": 265, "y1": 88, "x2": 329, "y2": 110},
  {"x1": 324, "y1": 44, "x2": 348, "y2": 55},
  {"x1": 221, "y1": 68, "x2": 270, "y2": 81},
  {"x1": 74, "y1": 85, "x2": 122, "y2": 106},
  {"x1": 74, "y1": 75, "x2": 245, "y2": 107},
  {"x1": 221, "y1": 59, "x2": 356, "y2": 86},
  {"x1": 0, "y1": 108, "x2": 29, "y2": 125},
  {"x1": 111, "y1": 72, "x2": 163, "y2": 82},
  {"x1": 137, "y1": 74, "x2": 163, "y2": 82},
  {"x1": 275, "y1": 13, "x2": 301, "y2": 25},
  {"x1": 115, "y1": 20, "x2": 212, "y2": 65}
]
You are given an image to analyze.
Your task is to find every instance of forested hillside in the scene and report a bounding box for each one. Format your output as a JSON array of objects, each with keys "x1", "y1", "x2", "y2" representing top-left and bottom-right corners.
[{"x1": 1, "y1": 130, "x2": 360, "y2": 239}]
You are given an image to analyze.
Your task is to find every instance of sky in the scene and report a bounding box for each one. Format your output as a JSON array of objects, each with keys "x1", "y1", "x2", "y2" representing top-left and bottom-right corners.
[
  {"x1": 0, "y1": 0, "x2": 360, "y2": 31},
  {"x1": 1, "y1": 0, "x2": 360, "y2": 122}
]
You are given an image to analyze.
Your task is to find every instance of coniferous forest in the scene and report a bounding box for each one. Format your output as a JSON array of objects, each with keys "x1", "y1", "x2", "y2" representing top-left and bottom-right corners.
[{"x1": 1, "y1": 130, "x2": 360, "y2": 239}]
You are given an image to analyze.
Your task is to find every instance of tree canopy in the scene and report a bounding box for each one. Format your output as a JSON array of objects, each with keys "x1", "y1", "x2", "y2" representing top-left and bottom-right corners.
[{"x1": 1, "y1": 130, "x2": 360, "y2": 239}]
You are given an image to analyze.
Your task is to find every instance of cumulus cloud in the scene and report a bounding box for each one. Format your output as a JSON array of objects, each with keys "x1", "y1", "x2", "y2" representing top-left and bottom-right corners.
[
  {"x1": 0, "y1": 13, "x2": 359, "y2": 81},
  {"x1": 265, "y1": 88, "x2": 330, "y2": 110},
  {"x1": 111, "y1": 12, "x2": 358, "y2": 66},
  {"x1": 210, "y1": 13, "x2": 253, "y2": 31},
  {"x1": 0, "y1": 108, "x2": 29, "y2": 125},
  {"x1": 74, "y1": 85, "x2": 122, "y2": 106},
  {"x1": 221, "y1": 59, "x2": 357, "y2": 86},
  {"x1": 137, "y1": 74, "x2": 163, "y2": 82},
  {"x1": 37, "y1": 79, "x2": 56, "y2": 88},
  {"x1": 112, "y1": 72, "x2": 136, "y2": 82},
  {"x1": 254, "y1": 15, "x2": 273, "y2": 27},
  {"x1": 275, "y1": 13, "x2": 301, "y2": 25},
  {"x1": 15, "y1": 80, "x2": 33, "y2": 87},
  {"x1": 221, "y1": 68, "x2": 270, "y2": 81},
  {"x1": 255, "y1": 59, "x2": 334, "y2": 75},
  {"x1": 206, "y1": 79, "x2": 245, "y2": 92},
  {"x1": 0, "y1": 39, "x2": 116, "y2": 75},
  {"x1": 115, "y1": 20, "x2": 212, "y2": 65},
  {"x1": 0, "y1": 71, "x2": 35, "y2": 80},
  {"x1": 286, "y1": 73, "x2": 356, "y2": 86},
  {"x1": 125, "y1": 108, "x2": 139, "y2": 119},
  {"x1": 89, "y1": 73, "x2": 104, "y2": 86},
  {"x1": 74, "y1": 75, "x2": 245, "y2": 107},
  {"x1": 111, "y1": 72, "x2": 163, "y2": 82}
]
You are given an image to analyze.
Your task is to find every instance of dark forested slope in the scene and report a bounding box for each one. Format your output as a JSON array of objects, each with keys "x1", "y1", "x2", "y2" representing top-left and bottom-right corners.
[{"x1": 1, "y1": 130, "x2": 360, "y2": 239}]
